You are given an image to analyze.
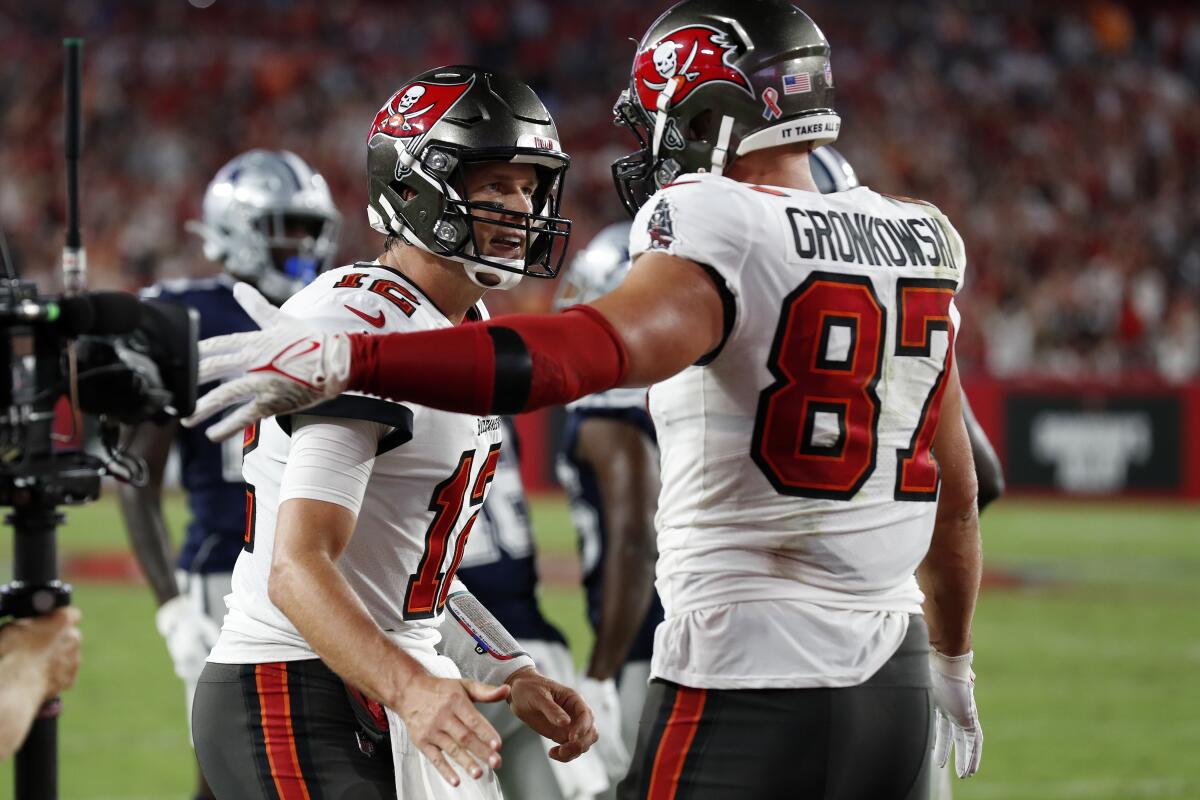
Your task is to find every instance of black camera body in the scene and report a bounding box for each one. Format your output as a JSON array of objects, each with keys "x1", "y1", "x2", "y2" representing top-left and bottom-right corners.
[{"x1": 0, "y1": 277, "x2": 197, "y2": 540}]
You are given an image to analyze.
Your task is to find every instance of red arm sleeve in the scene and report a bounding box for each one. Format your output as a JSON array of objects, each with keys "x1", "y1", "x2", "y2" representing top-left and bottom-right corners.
[{"x1": 346, "y1": 305, "x2": 629, "y2": 415}]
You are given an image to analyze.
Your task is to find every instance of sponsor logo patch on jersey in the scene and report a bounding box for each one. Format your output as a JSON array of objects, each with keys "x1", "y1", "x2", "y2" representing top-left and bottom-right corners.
[
  {"x1": 633, "y1": 24, "x2": 752, "y2": 113},
  {"x1": 368, "y1": 77, "x2": 475, "y2": 149}
]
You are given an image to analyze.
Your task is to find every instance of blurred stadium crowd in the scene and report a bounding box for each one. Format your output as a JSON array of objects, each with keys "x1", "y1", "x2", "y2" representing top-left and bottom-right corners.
[{"x1": 0, "y1": 0, "x2": 1196, "y2": 379}]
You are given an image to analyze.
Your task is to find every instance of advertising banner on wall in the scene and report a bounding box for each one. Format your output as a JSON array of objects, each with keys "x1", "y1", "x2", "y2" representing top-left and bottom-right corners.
[{"x1": 961, "y1": 376, "x2": 1200, "y2": 499}]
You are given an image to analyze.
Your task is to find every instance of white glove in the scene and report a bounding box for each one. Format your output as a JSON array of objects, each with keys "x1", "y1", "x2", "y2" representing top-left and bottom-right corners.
[
  {"x1": 156, "y1": 595, "x2": 221, "y2": 684},
  {"x1": 182, "y1": 282, "x2": 351, "y2": 442},
  {"x1": 930, "y1": 649, "x2": 983, "y2": 778},
  {"x1": 578, "y1": 676, "x2": 631, "y2": 783}
]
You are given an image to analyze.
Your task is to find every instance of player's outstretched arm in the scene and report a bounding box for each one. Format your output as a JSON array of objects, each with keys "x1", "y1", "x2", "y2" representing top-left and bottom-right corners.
[
  {"x1": 186, "y1": 258, "x2": 725, "y2": 441},
  {"x1": 917, "y1": 359, "x2": 984, "y2": 779}
]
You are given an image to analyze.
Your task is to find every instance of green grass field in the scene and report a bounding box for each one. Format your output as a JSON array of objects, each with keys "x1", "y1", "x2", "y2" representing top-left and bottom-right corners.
[{"x1": 0, "y1": 495, "x2": 1197, "y2": 799}]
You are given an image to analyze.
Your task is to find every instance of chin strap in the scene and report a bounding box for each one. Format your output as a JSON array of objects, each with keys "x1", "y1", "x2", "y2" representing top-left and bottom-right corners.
[
  {"x1": 710, "y1": 115, "x2": 735, "y2": 177},
  {"x1": 650, "y1": 76, "x2": 684, "y2": 162}
]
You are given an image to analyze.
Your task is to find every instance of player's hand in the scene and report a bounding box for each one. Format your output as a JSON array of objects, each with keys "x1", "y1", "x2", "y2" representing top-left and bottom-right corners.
[
  {"x1": 506, "y1": 666, "x2": 598, "y2": 762},
  {"x1": 0, "y1": 607, "x2": 83, "y2": 701},
  {"x1": 182, "y1": 282, "x2": 351, "y2": 442},
  {"x1": 930, "y1": 649, "x2": 983, "y2": 778},
  {"x1": 578, "y1": 676, "x2": 631, "y2": 780},
  {"x1": 155, "y1": 595, "x2": 220, "y2": 684},
  {"x1": 393, "y1": 672, "x2": 508, "y2": 787}
]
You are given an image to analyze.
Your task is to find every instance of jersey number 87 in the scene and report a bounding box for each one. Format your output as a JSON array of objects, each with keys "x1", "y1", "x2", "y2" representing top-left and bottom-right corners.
[{"x1": 751, "y1": 272, "x2": 956, "y2": 502}]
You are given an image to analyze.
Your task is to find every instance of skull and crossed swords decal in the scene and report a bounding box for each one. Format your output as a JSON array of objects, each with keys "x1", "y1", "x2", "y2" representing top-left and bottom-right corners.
[
  {"x1": 390, "y1": 85, "x2": 436, "y2": 132},
  {"x1": 643, "y1": 39, "x2": 701, "y2": 91}
]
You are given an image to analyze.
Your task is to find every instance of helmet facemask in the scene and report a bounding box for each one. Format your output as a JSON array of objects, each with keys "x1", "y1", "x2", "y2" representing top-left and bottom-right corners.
[
  {"x1": 252, "y1": 210, "x2": 341, "y2": 286},
  {"x1": 379, "y1": 144, "x2": 571, "y2": 290}
]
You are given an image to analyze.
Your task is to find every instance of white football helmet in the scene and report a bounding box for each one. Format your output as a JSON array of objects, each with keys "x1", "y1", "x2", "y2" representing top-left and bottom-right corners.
[
  {"x1": 810, "y1": 145, "x2": 860, "y2": 193},
  {"x1": 552, "y1": 221, "x2": 632, "y2": 309},
  {"x1": 190, "y1": 149, "x2": 342, "y2": 305}
]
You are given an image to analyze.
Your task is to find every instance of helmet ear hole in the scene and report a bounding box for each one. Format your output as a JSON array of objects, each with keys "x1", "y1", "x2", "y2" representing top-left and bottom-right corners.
[{"x1": 687, "y1": 109, "x2": 714, "y2": 143}]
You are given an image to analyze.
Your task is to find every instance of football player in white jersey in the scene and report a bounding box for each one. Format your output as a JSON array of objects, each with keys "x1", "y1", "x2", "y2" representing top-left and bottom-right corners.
[
  {"x1": 186, "y1": 3, "x2": 985, "y2": 798},
  {"x1": 188, "y1": 66, "x2": 596, "y2": 800}
]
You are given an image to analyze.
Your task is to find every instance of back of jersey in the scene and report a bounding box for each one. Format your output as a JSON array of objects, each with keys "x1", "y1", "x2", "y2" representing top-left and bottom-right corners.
[{"x1": 632, "y1": 173, "x2": 965, "y2": 623}]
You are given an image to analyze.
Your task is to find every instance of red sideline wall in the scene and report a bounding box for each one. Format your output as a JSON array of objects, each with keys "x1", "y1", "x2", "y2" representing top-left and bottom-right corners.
[{"x1": 962, "y1": 374, "x2": 1200, "y2": 500}]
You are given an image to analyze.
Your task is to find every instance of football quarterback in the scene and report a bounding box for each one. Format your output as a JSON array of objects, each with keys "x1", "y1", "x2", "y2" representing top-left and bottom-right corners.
[{"x1": 187, "y1": 67, "x2": 594, "y2": 800}]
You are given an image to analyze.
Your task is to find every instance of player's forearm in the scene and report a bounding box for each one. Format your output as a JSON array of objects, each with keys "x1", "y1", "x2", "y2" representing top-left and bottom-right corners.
[
  {"x1": 268, "y1": 551, "x2": 424, "y2": 705},
  {"x1": 0, "y1": 653, "x2": 48, "y2": 761},
  {"x1": 917, "y1": 501, "x2": 982, "y2": 656},
  {"x1": 117, "y1": 486, "x2": 179, "y2": 606},
  {"x1": 346, "y1": 306, "x2": 629, "y2": 415},
  {"x1": 587, "y1": 527, "x2": 656, "y2": 680}
]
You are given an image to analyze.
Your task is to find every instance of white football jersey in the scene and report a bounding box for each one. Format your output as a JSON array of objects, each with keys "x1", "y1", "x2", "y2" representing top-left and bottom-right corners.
[
  {"x1": 209, "y1": 262, "x2": 505, "y2": 663},
  {"x1": 630, "y1": 173, "x2": 966, "y2": 688}
]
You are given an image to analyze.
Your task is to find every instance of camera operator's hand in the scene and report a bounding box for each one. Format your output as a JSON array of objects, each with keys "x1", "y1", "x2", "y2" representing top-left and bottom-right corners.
[
  {"x1": 0, "y1": 607, "x2": 83, "y2": 700},
  {"x1": 0, "y1": 607, "x2": 83, "y2": 761},
  {"x1": 183, "y1": 282, "x2": 350, "y2": 441},
  {"x1": 156, "y1": 596, "x2": 220, "y2": 683}
]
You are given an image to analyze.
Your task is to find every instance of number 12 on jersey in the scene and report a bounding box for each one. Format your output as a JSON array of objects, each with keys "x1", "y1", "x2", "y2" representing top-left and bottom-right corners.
[
  {"x1": 403, "y1": 444, "x2": 502, "y2": 619},
  {"x1": 752, "y1": 273, "x2": 956, "y2": 501}
]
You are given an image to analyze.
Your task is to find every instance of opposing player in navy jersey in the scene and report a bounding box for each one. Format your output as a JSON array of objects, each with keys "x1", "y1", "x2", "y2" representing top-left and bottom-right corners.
[
  {"x1": 457, "y1": 418, "x2": 609, "y2": 799},
  {"x1": 553, "y1": 223, "x2": 662, "y2": 792},
  {"x1": 117, "y1": 149, "x2": 340, "y2": 800}
]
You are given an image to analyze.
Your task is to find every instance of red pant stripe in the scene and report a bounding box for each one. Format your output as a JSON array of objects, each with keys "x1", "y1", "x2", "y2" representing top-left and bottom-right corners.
[
  {"x1": 255, "y1": 663, "x2": 313, "y2": 800},
  {"x1": 647, "y1": 686, "x2": 708, "y2": 800}
]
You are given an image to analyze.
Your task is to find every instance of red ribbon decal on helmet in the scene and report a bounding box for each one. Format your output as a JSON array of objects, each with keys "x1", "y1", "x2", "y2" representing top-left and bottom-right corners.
[
  {"x1": 368, "y1": 78, "x2": 475, "y2": 144},
  {"x1": 632, "y1": 24, "x2": 753, "y2": 113},
  {"x1": 762, "y1": 87, "x2": 782, "y2": 120}
]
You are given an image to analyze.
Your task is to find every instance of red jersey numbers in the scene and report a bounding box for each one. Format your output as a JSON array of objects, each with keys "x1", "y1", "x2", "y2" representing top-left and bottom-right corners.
[
  {"x1": 403, "y1": 443, "x2": 502, "y2": 620},
  {"x1": 751, "y1": 272, "x2": 956, "y2": 502},
  {"x1": 751, "y1": 274, "x2": 884, "y2": 500},
  {"x1": 894, "y1": 279, "x2": 957, "y2": 500},
  {"x1": 333, "y1": 273, "x2": 420, "y2": 318}
]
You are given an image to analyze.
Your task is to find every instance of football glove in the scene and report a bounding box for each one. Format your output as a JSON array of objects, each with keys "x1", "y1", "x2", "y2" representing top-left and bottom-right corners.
[
  {"x1": 930, "y1": 649, "x2": 983, "y2": 778},
  {"x1": 155, "y1": 595, "x2": 221, "y2": 684},
  {"x1": 578, "y1": 676, "x2": 631, "y2": 782},
  {"x1": 183, "y1": 282, "x2": 351, "y2": 441}
]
